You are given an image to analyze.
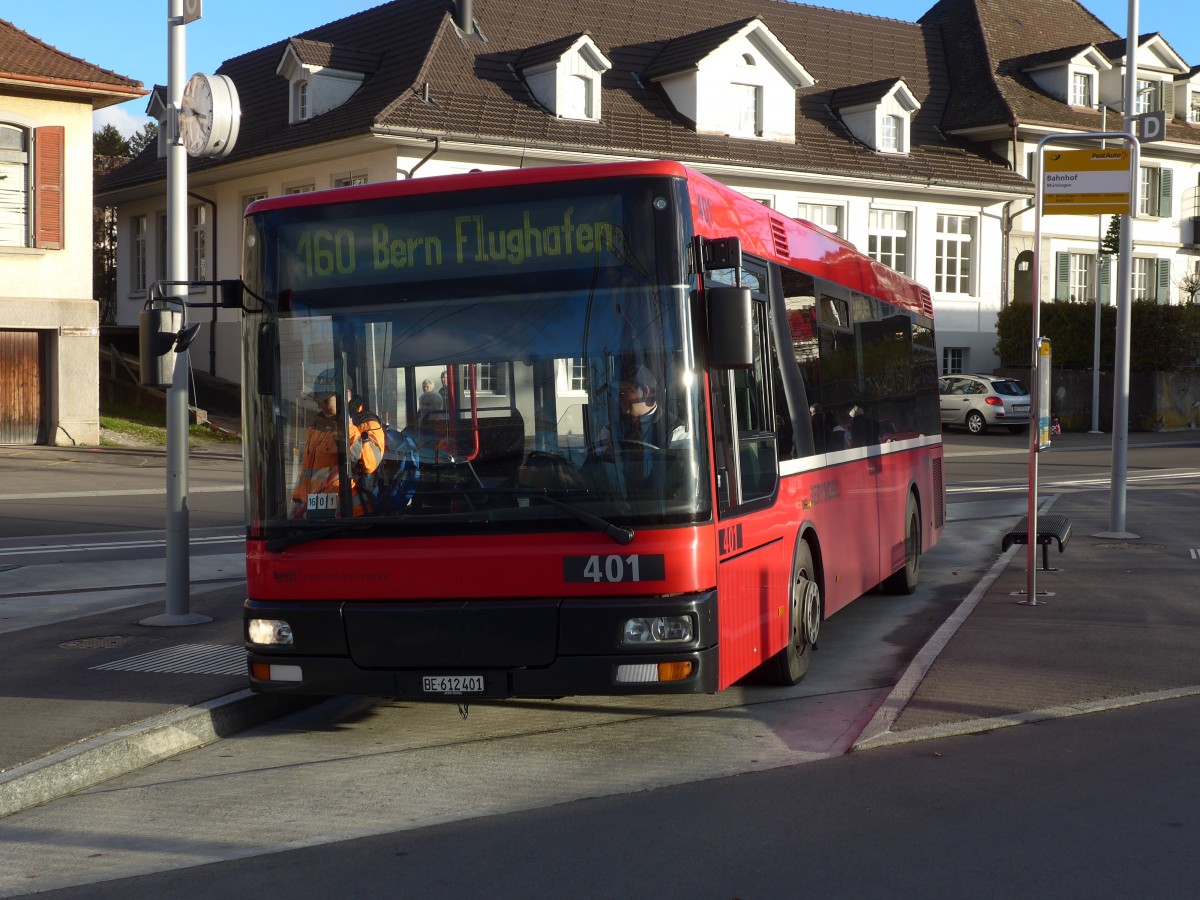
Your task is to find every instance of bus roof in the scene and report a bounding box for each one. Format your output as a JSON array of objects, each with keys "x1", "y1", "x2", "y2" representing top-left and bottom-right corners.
[{"x1": 246, "y1": 160, "x2": 932, "y2": 318}]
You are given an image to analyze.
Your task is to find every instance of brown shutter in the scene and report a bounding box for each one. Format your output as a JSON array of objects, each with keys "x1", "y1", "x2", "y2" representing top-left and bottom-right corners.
[{"x1": 34, "y1": 125, "x2": 65, "y2": 250}]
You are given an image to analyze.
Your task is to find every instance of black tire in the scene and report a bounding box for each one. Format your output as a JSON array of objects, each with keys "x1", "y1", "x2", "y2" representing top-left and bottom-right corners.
[
  {"x1": 882, "y1": 493, "x2": 921, "y2": 595},
  {"x1": 762, "y1": 540, "x2": 820, "y2": 685},
  {"x1": 966, "y1": 410, "x2": 987, "y2": 435}
]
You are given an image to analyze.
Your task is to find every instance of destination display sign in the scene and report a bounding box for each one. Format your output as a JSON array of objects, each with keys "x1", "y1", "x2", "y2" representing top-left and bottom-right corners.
[
  {"x1": 275, "y1": 195, "x2": 627, "y2": 291},
  {"x1": 1042, "y1": 149, "x2": 1132, "y2": 216}
]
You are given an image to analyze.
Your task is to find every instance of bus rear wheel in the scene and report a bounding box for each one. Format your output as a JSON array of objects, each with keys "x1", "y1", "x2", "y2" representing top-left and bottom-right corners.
[
  {"x1": 882, "y1": 493, "x2": 921, "y2": 595},
  {"x1": 764, "y1": 540, "x2": 820, "y2": 685}
]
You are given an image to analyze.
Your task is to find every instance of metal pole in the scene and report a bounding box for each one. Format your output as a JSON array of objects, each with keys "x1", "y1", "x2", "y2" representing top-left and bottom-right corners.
[
  {"x1": 1102, "y1": 0, "x2": 1141, "y2": 541},
  {"x1": 1091, "y1": 248, "x2": 1103, "y2": 434},
  {"x1": 1025, "y1": 138, "x2": 1047, "y2": 601},
  {"x1": 143, "y1": 0, "x2": 209, "y2": 626}
]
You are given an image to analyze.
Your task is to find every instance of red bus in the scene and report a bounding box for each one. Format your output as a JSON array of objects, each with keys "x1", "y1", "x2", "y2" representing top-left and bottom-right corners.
[{"x1": 240, "y1": 160, "x2": 944, "y2": 699}]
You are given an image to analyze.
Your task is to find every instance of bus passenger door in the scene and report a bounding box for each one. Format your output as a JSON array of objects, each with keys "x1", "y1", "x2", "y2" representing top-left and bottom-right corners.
[{"x1": 709, "y1": 272, "x2": 790, "y2": 687}]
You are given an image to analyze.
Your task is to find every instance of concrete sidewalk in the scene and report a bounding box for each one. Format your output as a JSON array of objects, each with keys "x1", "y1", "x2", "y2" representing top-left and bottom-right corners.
[
  {"x1": 2, "y1": 439, "x2": 1198, "y2": 819},
  {"x1": 857, "y1": 474, "x2": 1200, "y2": 749}
]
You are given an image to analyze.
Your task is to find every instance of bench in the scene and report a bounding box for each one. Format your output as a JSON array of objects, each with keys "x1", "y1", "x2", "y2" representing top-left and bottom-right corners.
[{"x1": 1001, "y1": 514, "x2": 1073, "y2": 571}]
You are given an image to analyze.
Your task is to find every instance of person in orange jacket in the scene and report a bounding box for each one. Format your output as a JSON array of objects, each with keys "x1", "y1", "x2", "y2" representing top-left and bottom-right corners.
[{"x1": 291, "y1": 369, "x2": 384, "y2": 518}]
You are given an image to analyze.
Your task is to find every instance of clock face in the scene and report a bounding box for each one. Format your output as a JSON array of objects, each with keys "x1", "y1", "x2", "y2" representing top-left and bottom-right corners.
[{"x1": 181, "y1": 73, "x2": 240, "y2": 159}]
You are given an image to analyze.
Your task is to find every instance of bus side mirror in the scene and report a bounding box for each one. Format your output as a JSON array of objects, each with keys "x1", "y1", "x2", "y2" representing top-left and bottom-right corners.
[
  {"x1": 707, "y1": 285, "x2": 753, "y2": 369},
  {"x1": 256, "y1": 320, "x2": 278, "y2": 395}
]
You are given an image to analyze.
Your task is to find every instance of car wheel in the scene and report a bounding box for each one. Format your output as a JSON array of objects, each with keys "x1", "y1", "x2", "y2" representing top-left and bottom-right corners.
[{"x1": 966, "y1": 410, "x2": 987, "y2": 435}]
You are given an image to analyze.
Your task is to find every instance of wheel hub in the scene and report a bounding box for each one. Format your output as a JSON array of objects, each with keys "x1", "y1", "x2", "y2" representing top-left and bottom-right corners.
[{"x1": 797, "y1": 578, "x2": 820, "y2": 646}]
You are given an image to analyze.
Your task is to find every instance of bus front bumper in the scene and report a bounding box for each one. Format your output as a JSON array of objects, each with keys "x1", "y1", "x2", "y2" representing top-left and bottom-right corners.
[{"x1": 245, "y1": 592, "x2": 720, "y2": 699}]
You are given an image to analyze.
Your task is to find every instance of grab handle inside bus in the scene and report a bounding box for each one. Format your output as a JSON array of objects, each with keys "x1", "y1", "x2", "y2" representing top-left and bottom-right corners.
[{"x1": 706, "y1": 285, "x2": 753, "y2": 368}]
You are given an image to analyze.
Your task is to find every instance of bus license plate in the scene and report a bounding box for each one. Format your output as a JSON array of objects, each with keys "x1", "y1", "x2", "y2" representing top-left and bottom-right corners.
[{"x1": 422, "y1": 674, "x2": 485, "y2": 695}]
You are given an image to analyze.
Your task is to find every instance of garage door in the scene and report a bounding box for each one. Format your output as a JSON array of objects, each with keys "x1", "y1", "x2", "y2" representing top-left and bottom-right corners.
[{"x1": 0, "y1": 329, "x2": 45, "y2": 444}]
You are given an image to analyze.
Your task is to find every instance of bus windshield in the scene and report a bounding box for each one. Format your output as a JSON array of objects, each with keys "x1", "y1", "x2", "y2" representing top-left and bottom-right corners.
[{"x1": 243, "y1": 177, "x2": 709, "y2": 540}]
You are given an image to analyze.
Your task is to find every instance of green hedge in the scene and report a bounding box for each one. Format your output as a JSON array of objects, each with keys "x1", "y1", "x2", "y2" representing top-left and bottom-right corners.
[{"x1": 996, "y1": 301, "x2": 1200, "y2": 371}]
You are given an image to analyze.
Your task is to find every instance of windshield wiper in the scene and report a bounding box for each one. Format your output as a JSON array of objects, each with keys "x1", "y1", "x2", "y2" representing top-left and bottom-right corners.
[
  {"x1": 469, "y1": 487, "x2": 635, "y2": 545},
  {"x1": 265, "y1": 520, "x2": 374, "y2": 553}
]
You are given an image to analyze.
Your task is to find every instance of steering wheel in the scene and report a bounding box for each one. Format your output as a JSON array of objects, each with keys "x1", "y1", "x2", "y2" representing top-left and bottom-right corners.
[{"x1": 620, "y1": 438, "x2": 661, "y2": 452}]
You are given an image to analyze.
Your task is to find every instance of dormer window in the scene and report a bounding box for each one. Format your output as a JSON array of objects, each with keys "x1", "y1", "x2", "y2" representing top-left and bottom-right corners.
[
  {"x1": 643, "y1": 18, "x2": 814, "y2": 143},
  {"x1": 517, "y1": 34, "x2": 613, "y2": 122},
  {"x1": 1135, "y1": 79, "x2": 1159, "y2": 113},
  {"x1": 564, "y1": 74, "x2": 596, "y2": 119},
  {"x1": 294, "y1": 80, "x2": 310, "y2": 121},
  {"x1": 276, "y1": 39, "x2": 378, "y2": 125},
  {"x1": 832, "y1": 79, "x2": 920, "y2": 154},
  {"x1": 1071, "y1": 72, "x2": 1094, "y2": 107},
  {"x1": 732, "y1": 84, "x2": 763, "y2": 137},
  {"x1": 1189, "y1": 91, "x2": 1200, "y2": 124},
  {"x1": 881, "y1": 115, "x2": 901, "y2": 151}
]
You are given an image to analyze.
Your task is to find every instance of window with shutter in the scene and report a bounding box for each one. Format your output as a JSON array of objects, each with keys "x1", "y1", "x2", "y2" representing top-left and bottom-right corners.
[{"x1": 34, "y1": 125, "x2": 64, "y2": 250}]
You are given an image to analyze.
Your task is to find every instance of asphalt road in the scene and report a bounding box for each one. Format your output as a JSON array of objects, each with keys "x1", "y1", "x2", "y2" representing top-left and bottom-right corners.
[
  {"x1": 28, "y1": 695, "x2": 1200, "y2": 899},
  {"x1": 0, "y1": 432, "x2": 1197, "y2": 896}
]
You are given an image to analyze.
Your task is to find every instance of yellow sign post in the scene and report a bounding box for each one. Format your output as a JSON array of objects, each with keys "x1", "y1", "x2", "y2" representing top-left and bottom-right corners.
[{"x1": 1042, "y1": 149, "x2": 1132, "y2": 216}]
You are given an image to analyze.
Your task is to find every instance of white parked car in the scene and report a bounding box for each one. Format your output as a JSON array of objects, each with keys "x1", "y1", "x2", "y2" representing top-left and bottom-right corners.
[{"x1": 938, "y1": 374, "x2": 1031, "y2": 435}]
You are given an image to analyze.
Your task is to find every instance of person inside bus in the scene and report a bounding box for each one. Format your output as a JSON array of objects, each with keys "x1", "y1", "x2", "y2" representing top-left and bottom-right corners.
[
  {"x1": 594, "y1": 365, "x2": 687, "y2": 492},
  {"x1": 291, "y1": 370, "x2": 384, "y2": 518}
]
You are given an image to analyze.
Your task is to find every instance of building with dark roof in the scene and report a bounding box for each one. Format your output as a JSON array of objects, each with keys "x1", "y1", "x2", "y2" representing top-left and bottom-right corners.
[
  {"x1": 1, "y1": 17, "x2": 145, "y2": 445},
  {"x1": 96, "y1": 0, "x2": 1199, "y2": 385}
]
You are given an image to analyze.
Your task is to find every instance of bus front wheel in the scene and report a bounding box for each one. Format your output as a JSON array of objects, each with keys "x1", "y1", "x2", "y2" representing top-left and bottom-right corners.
[{"x1": 764, "y1": 540, "x2": 820, "y2": 685}]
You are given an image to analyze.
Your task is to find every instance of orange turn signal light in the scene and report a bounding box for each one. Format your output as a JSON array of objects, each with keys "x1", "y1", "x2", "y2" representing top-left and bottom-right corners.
[{"x1": 657, "y1": 661, "x2": 694, "y2": 682}]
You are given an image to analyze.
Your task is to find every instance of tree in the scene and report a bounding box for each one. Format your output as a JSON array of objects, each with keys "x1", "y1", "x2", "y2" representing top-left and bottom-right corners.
[
  {"x1": 93, "y1": 123, "x2": 157, "y2": 324},
  {"x1": 1100, "y1": 215, "x2": 1121, "y2": 258}
]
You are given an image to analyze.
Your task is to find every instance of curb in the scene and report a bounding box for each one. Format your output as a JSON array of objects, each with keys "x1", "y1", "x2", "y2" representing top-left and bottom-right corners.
[
  {"x1": 0, "y1": 689, "x2": 310, "y2": 820},
  {"x1": 853, "y1": 685, "x2": 1200, "y2": 750},
  {"x1": 851, "y1": 496, "x2": 1059, "y2": 752}
]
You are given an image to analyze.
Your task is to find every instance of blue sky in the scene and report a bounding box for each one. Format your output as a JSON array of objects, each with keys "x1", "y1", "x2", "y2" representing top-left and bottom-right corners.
[{"x1": 7, "y1": 0, "x2": 1195, "y2": 136}]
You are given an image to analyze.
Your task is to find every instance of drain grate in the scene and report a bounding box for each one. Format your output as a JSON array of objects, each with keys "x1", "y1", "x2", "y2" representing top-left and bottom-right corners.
[{"x1": 91, "y1": 643, "x2": 245, "y2": 676}]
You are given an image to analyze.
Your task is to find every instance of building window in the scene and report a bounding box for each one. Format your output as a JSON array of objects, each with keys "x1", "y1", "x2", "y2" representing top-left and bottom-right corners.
[
  {"x1": 1189, "y1": 92, "x2": 1200, "y2": 124},
  {"x1": 473, "y1": 363, "x2": 503, "y2": 394},
  {"x1": 1131, "y1": 257, "x2": 1153, "y2": 301},
  {"x1": 1138, "y1": 166, "x2": 1172, "y2": 217},
  {"x1": 132, "y1": 215, "x2": 147, "y2": 292},
  {"x1": 880, "y1": 114, "x2": 901, "y2": 151},
  {"x1": 1070, "y1": 252, "x2": 1094, "y2": 301},
  {"x1": 935, "y1": 215, "x2": 974, "y2": 294},
  {"x1": 568, "y1": 358, "x2": 587, "y2": 392},
  {"x1": 1071, "y1": 72, "x2": 1093, "y2": 107},
  {"x1": 332, "y1": 172, "x2": 368, "y2": 188},
  {"x1": 294, "y1": 81, "x2": 309, "y2": 121},
  {"x1": 157, "y1": 213, "x2": 168, "y2": 283},
  {"x1": 242, "y1": 191, "x2": 267, "y2": 213},
  {"x1": 868, "y1": 209, "x2": 910, "y2": 274},
  {"x1": 0, "y1": 123, "x2": 30, "y2": 247},
  {"x1": 564, "y1": 74, "x2": 595, "y2": 119},
  {"x1": 942, "y1": 347, "x2": 966, "y2": 375},
  {"x1": 1135, "y1": 79, "x2": 1157, "y2": 114},
  {"x1": 798, "y1": 203, "x2": 842, "y2": 236},
  {"x1": 190, "y1": 205, "x2": 207, "y2": 282},
  {"x1": 732, "y1": 83, "x2": 763, "y2": 137},
  {"x1": 285, "y1": 183, "x2": 315, "y2": 195}
]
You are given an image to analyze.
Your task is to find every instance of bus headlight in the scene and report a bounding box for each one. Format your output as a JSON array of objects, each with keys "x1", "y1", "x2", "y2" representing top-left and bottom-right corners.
[
  {"x1": 248, "y1": 618, "x2": 294, "y2": 646},
  {"x1": 622, "y1": 615, "x2": 693, "y2": 645}
]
